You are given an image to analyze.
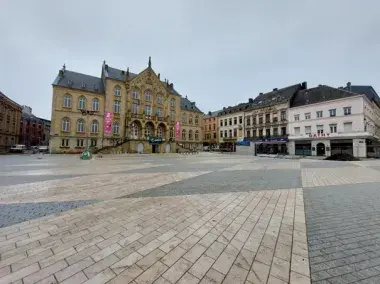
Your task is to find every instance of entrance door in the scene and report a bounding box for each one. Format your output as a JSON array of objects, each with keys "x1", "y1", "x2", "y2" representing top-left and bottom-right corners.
[
  {"x1": 152, "y1": 144, "x2": 159, "y2": 153},
  {"x1": 165, "y1": 143, "x2": 171, "y2": 153},
  {"x1": 316, "y1": 142, "x2": 325, "y2": 156},
  {"x1": 137, "y1": 143, "x2": 143, "y2": 154}
]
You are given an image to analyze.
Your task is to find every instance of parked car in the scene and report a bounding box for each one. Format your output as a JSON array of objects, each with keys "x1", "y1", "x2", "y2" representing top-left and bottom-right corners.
[
  {"x1": 38, "y1": 146, "x2": 49, "y2": 153},
  {"x1": 9, "y1": 144, "x2": 26, "y2": 153}
]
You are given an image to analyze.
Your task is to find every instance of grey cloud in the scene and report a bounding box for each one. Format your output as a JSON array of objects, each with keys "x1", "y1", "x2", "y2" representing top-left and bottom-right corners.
[{"x1": 0, "y1": 0, "x2": 379, "y2": 119}]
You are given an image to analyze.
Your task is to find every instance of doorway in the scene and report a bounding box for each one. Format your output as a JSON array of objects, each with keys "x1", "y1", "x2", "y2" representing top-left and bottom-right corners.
[
  {"x1": 137, "y1": 143, "x2": 143, "y2": 154},
  {"x1": 165, "y1": 143, "x2": 171, "y2": 153},
  {"x1": 316, "y1": 142, "x2": 325, "y2": 156},
  {"x1": 152, "y1": 144, "x2": 159, "y2": 153}
]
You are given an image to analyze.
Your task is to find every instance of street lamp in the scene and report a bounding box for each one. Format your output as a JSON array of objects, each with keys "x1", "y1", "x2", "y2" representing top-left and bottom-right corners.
[{"x1": 80, "y1": 109, "x2": 96, "y2": 160}]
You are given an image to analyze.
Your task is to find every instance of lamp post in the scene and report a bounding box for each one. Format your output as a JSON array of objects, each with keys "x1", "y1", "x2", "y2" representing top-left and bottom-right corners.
[{"x1": 80, "y1": 109, "x2": 95, "y2": 159}]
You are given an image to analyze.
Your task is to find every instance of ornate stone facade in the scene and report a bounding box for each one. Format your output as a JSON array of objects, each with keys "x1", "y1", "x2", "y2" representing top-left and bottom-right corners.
[
  {"x1": 50, "y1": 58, "x2": 201, "y2": 154},
  {"x1": 0, "y1": 91, "x2": 22, "y2": 153}
]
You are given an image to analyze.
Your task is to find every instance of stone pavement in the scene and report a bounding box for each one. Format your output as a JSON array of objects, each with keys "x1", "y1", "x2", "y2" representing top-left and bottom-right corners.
[{"x1": 0, "y1": 153, "x2": 380, "y2": 283}]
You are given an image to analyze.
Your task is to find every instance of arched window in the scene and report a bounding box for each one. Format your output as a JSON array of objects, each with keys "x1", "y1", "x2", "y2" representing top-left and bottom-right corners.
[
  {"x1": 91, "y1": 120, "x2": 99, "y2": 133},
  {"x1": 182, "y1": 129, "x2": 186, "y2": 140},
  {"x1": 63, "y1": 94, "x2": 71, "y2": 108},
  {"x1": 170, "y1": 127, "x2": 174, "y2": 138},
  {"x1": 76, "y1": 119, "x2": 85, "y2": 132},
  {"x1": 61, "y1": 117, "x2": 70, "y2": 132},
  {"x1": 189, "y1": 130, "x2": 193, "y2": 140},
  {"x1": 113, "y1": 121, "x2": 119, "y2": 134},
  {"x1": 145, "y1": 124, "x2": 153, "y2": 137},
  {"x1": 78, "y1": 96, "x2": 86, "y2": 110},
  {"x1": 145, "y1": 90, "x2": 151, "y2": 102},
  {"x1": 114, "y1": 86, "x2": 121, "y2": 96},
  {"x1": 131, "y1": 122, "x2": 139, "y2": 139},
  {"x1": 195, "y1": 115, "x2": 199, "y2": 125},
  {"x1": 157, "y1": 94, "x2": 163, "y2": 104},
  {"x1": 157, "y1": 126, "x2": 164, "y2": 138},
  {"x1": 195, "y1": 130, "x2": 199, "y2": 140},
  {"x1": 170, "y1": 98, "x2": 175, "y2": 107},
  {"x1": 92, "y1": 98, "x2": 99, "y2": 111},
  {"x1": 189, "y1": 115, "x2": 193, "y2": 124},
  {"x1": 114, "y1": 101, "x2": 120, "y2": 113},
  {"x1": 182, "y1": 113, "x2": 187, "y2": 124},
  {"x1": 132, "y1": 89, "x2": 139, "y2": 99}
]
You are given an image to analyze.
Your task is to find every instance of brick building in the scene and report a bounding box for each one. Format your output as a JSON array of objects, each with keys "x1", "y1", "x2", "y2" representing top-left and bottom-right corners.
[{"x1": 19, "y1": 106, "x2": 50, "y2": 147}]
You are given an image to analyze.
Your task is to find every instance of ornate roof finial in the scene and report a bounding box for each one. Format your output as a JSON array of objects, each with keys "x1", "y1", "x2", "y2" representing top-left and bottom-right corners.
[
  {"x1": 62, "y1": 63, "x2": 66, "y2": 71},
  {"x1": 148, "y1": 56, "x2": 151, "y2": 68},
  {"x1": 126, "y1": 67, "x2": 129, "y2": 77}
]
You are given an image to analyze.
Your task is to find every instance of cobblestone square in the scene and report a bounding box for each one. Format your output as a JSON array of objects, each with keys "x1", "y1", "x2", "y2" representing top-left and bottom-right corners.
[{"x1": 0, "y1": 153, "x2": 380, "y2": 283}]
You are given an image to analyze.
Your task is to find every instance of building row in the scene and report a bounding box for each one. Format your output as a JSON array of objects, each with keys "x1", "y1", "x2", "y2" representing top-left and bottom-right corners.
[
  {"x1": 50, "y1": 58, "x2": 204, "y2": 154},
  {"x1": 203, "y1": 82, "x2": 380, "y2": 158},
  {"x1": 0, "y1": 92, "x2": 50, "y2": 153}
]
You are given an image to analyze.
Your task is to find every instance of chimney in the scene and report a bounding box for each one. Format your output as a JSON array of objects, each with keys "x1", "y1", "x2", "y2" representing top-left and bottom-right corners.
[
  {"x1": 273, "y1": 88, "x2": 278, "y2": 91},
  {"x1": 157, "y1": 73, "x2": 160, "y2": 79},
  {"x1": 170, "y1": 83, "x2": 173, "y2": 89},
  {"x1": 259, "y1": 92, "x2": 263, "y2": 95},
  {"x1": 347, "y1": 82, "x2": 351, "y2": 91},
  {"x1": 301, "y1": 81, "x2": 307, "y2": 89},
  {"x1": 248, "y1": 98, "x2": 253, "y2": 103},
  {"x1": 105, "y1": 64, "x2": 108, "y2": 71},
  {"x1": 208, "y1": 111, "x2": 212, "y2": 115}
]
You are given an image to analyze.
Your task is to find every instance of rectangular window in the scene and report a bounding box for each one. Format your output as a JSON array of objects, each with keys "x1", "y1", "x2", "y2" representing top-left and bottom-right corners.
[
  {"x1": 224, "y1": 130, "x2": 227, "y2": 137},
  {"x1": 281, "y1": 111, "x2": 286, "y2": 121},
  {"x1": 273, "y1": 117, "x2": 278, "y2": 122},
  {"x1": 305, "y1": 126, "x2": 311, "y2": 135},
  {"x1": 317, "y1": 125, "x2": 324, "y2": 134},
  {"x1": 273, "y1": 128, "x2": 278, "y2": 136},
  {"x1": 145, "y1": 105, "x2": 152, "y2": 116},
  {"x1": 61, "y1": 139, "x2": 69, "y2": 147},
  {"x1": 220, "y1": 131, "x2": 223, "y2": 138},
  {"x1": 253, "y1": 117, "x2": 257, "y2": 124},
  {"x1": 234, "y1": 117, "x2": 237, "y2": 125},
  {"x1": 281, "y1": 127, "x2": 286, "y2": 135},
  {"x1": 156, "y1": 108, "x2": 162, "y2": 117},
  {"x1": 170, "y1": 111, "x2": 175, "y2": 121},
  {"x1": 229, "y1": 118, "x2": 232, "y2": 126},
  {"x1": 220, "y1": 120, "x2": 223, "y2": 127},
  {"x1": 259, "y1": 117, "x2": 263, "y2": 124},
  {"x1": 145, "y1": 92, "x2": 151, "y2": 102},
  {"x1": 330, "y1": 124, "x2": 337, "y2": 133},
  {"x1": 229, "y1": 129, "x2": 232, "y2": 138},
  {"x1": 91, "y1": 139, "x2": 97, "y2": 147},
  {"x1": 157, "y1": 95, "x2": 163, "y2": 104},
  {"x1": 246, "y1": 130, "x2": 251, "y2": 137},
  {"x1": 132, "y1": 103, "x2": 138, "y2": 114},
  {"x1": 294, "y1": 114, "x2": 299, "y2": 121},
  {"x1": 329, "y1": 109, "x2": 336, "y2": 117},
  {"x1": 344, "y1": 107, "x2": 352, "y2": 115},
  {"x1": 239, "y1": 116, "x2": 243, "y2": 124},
  {"x1": 233, "y1": 129, "x2": 237, "y2": 137},
  {"x1": 76, "y1": 139, "x2": 84, "y2": 147},
  {"x1": 259, "y1": 129, "x2": 263, "y2": 137},
  {"x1": 213, "y1": 133, "x2": 216, "y2": 139},
  {"x1": 246, "y1": 117, "x2": 251, "y2": 126},
  {"x1": 344, "y1": 122, "x2": 352, "y2": 132},
  {"x1": 265, "y1": 114, "x2": 270, "y2": 123},
  {"x1": 266, "y1": 129, "x2": 270, "y2": 137},
  {"x1": 224, "y1": 119, "x2": 227, "y2": 126},
  {"x1": 114, "y1": 101, "x2": 120, "y2": 113},
  {"x1": 305, "y1": 113, "x2": 311, "y2": 120},
  {"x1": 294, "y1": 127, "x2": 300, "y2": 136},
  {"x1": 316, "y1": 111, "x2": 323, "y2": 118}
]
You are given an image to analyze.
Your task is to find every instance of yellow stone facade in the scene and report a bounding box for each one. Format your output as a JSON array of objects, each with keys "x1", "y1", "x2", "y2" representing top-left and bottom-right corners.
[
  {"x1": 50, "y1": 59, "x2": 201, "y2": 154},
  {"x1": 203, "y1": 111, "x2": 219, "y2": 148},
  {"x1": 178, "y1": 102, "x2": 204, "y2": 151},
  {"x1": 0, "y1": 92, "x2": 22, "y2": 153}
]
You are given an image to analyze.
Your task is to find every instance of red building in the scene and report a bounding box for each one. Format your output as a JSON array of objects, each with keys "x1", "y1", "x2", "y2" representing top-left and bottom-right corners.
[{"x1": 19, "y1": 106, "x2": 50, "y2": 147}]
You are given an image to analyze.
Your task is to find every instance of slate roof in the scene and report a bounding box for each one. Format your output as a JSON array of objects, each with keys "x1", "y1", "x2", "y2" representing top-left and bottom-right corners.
[
  {"x1": 341, "y1": 85, "x2": 380, "y2": 103},
  {"x1": 217, "y1": 102, "x2": 250, "y2": 116},
  {"x1": 52, "y1": 70, "x2": 105, "y2": 94},
  {"x1": 21, "y1": 111, "x2": 50, "y2": 124},
  {"x1": 290, "y1": 85, "x2": 360, "y2": 108},
  {"x1": 103, "y1": 63, "x2": 180, "y2": 96},
  {"x1": 204, "y1": 110, "x2": 221, "y2": 118},
  {"x1": 180, "y1": 97, "x2": 203, "y2": 113}
]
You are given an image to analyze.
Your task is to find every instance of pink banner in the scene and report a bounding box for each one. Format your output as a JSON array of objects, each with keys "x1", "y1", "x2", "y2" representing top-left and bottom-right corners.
[
  {"x1": 175, "y1": 121, "x2": 181, "y2": 140},
  {"x1": 104, "y1": 112, "x2": 112, "y2": 134}
]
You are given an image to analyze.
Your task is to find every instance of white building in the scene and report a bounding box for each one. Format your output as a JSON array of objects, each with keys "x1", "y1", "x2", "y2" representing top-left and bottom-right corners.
[{"x1": 288, "y1": 84, "x2": 380, "y2": 158}]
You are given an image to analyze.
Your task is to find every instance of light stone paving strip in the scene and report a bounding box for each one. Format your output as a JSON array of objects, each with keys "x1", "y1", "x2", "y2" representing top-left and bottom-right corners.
[{"x1": 0, "y1": 188, "x2": 309, "y2": 284}]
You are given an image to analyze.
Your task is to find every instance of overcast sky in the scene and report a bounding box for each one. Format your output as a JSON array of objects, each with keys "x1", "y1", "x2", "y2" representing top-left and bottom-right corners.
[{"x1": 1, "y1": 0, "x2": 379, "y2": 119}]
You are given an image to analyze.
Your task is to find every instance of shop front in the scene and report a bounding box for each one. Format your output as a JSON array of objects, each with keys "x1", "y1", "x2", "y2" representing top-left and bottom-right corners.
[
  {"x1": 251, "y1": 137, "x2": 289, "y2": 155},
  {"x1": 220, "y1": 138, "x2": 236, "y2": 152}
]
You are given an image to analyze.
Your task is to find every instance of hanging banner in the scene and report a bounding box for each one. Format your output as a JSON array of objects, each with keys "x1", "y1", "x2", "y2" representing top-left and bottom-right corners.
[
  {"x1": 175, "y1": 121, "x2": 181, "y2": 140},
  {"x1": 104, "y1": 112, "x2": 112, "y2": 134}
]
